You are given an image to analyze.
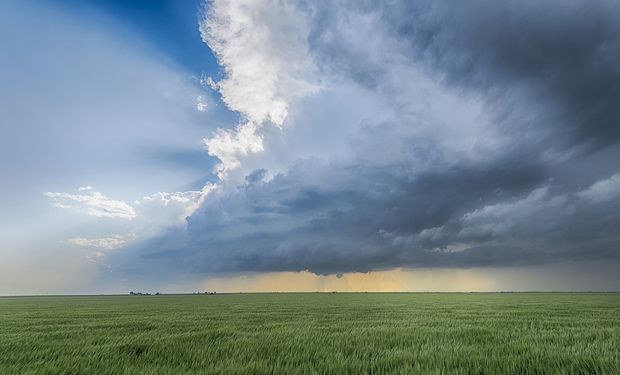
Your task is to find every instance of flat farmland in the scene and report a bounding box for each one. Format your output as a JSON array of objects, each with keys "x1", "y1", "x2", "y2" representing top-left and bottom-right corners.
[{"x1": 1, "y1": 293, "x2": 619, "y2": 374}]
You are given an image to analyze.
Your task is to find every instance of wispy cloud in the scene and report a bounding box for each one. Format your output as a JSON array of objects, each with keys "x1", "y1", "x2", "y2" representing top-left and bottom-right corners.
[
  {"x1": 68, "y1": 234, "x2": 134, "y2": 250},
  {"x1": 44, "y1": 189, "x2": 136, "y2": 220},
  {"x1": 195, "y1": 95, "x2": 209, "y2": 112}
]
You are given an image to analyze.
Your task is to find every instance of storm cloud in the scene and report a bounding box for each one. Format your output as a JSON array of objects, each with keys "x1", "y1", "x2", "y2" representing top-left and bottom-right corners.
[{"x1": 112, "y1": 0, "x2": 620, "y2": 279}]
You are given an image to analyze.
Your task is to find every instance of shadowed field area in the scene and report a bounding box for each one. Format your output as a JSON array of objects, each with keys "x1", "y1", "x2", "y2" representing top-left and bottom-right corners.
[{"x1": 1, "y1": 293, "x2": 619, "y2": 374}]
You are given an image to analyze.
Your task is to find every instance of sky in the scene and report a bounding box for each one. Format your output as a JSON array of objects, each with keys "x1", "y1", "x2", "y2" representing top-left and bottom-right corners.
[{"x1": 1, "y1": 0, "x2": 620, "y2": 294}]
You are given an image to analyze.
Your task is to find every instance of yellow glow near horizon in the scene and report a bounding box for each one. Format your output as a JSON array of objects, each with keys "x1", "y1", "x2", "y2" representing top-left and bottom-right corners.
[{"x1": 201, "y1": 268, "x2": 494, "y2": 293}]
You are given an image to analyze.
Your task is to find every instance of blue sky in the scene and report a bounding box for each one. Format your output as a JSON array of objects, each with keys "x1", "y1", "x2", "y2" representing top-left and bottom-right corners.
[
  {"x1": 2, "y1": 0, "x2": 620, "y2": 294},
  {"x1": 0, "y1": 0, "x2": 229, "y2": 293},
  {"x1": 57, "y1": 0, "x2": 221, "y2": 75}
]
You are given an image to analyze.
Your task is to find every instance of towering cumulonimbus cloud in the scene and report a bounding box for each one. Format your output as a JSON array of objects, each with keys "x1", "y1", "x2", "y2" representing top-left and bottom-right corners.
[{"x1": 111, "y1": 0, "x2": 620, "y2": 280}]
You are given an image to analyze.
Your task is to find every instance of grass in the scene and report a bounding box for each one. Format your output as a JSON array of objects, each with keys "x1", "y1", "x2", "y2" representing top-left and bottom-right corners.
[{"x1": 0, "y1": 293, "x2": 619, "y2": 374}]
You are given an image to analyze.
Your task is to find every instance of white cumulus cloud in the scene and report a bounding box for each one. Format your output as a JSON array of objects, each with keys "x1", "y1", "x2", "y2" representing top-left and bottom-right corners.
[
  {"x1": 203, "y1": 122, "x2": 264, "y2": 177},
  {"x1": 200, "y1": 0, "x2": 319, "y2": 126},
  {"x1": 200, "y1": 0, "x2": 321, "y2": 177}
]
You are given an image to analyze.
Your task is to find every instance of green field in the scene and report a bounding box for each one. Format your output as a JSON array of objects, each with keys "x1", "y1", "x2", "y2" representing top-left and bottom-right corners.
[{"x1": 1, "y1": 293, "x2": 619, "y2": 374}]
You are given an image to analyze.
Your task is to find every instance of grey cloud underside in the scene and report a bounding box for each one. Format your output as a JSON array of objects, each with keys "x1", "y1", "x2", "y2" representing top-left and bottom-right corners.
[
  {"x1": 172, "y1": 160, "x2": 548, "y2": 274},
  {"x1": 118, "y1": 147, "x2": 619, "y2": 276},
  {"x1": 113, "y1": 0, "x2": 620, "y2": 277}
]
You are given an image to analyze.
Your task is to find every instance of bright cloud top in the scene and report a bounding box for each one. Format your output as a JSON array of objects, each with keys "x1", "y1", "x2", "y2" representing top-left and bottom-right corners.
[
  {"x1": 199, "y1": 0, "x2": 321, "y2": 177},
  {"x1": 200, "y1": 0, "x2": 319, "y2": 126}
]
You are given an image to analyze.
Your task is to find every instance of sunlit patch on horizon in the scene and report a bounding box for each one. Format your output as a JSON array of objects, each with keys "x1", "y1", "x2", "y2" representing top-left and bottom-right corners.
[{"x1": 201, "y1": 269, "x2": 493, "y2": 293}]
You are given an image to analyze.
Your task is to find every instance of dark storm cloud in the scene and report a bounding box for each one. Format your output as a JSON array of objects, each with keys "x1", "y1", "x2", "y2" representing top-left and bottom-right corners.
[
  {"x1": 387, "y1": 0, "x2": 620, "y2": 150},
  {"x1": 309, "y1": 0, "x2": 620, "y2": 149},
  {"x1": 114, "y1": 151, "x2": 620, "y2": 276},
  {"x1": 112, "y1": 156, "x2": 537, "y2": 275},
  {"x1": 113, "y1": 0, "x2": 620, "y2": 279},
  {"x1": 181, "y1": 154, "x2": 548, "y2": 273},
  {"x1": 114, "y1": 146, "x2": 619, "y2": 276}
]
